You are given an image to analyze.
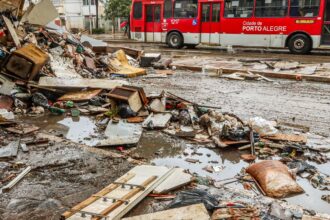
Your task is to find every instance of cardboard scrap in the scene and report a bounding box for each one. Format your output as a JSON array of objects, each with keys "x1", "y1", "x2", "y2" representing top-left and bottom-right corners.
[
  {"x1": 264, "y1": 133, "x2": 307, "y2": 143},
  {"x1": 109, "y1": 50, "x2": 146, "y2": 78}
]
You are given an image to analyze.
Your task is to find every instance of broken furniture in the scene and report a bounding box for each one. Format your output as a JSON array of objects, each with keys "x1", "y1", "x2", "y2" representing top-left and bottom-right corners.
[
  {"x1": 108, "y1": 87, "x2": 143, "y2": 113},
  {"x1": 2, "y1": 44, "x2": 49, "y2": 80}
]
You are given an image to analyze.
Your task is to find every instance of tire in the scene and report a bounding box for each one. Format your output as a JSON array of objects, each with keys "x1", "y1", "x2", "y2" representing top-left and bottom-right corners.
[
  {"x1": 288, "y1": 34, "x2": 312, "y2": 54},
  {"x1": 167, "y1": 32, "x2": 184, "y2": 49}
]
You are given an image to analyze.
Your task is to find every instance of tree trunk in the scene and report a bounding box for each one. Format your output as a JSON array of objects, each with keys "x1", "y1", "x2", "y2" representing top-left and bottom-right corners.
[
  {"x1": 112, "y1": 17, "x2": 115, "y2": 34},
  {"x1": 96, "y1": 0, "x2": 99, "y2": 29}
]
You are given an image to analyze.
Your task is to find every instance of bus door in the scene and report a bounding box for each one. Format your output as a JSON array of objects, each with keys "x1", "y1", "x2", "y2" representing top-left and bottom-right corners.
[
  {"x1": 201, "y1": 2, "x2": 221, "y2": 44},
  {"x1": 145, "y1": 4, "x2": 162, "y2": 42},
  {"x1": 322, "y1": 0, "x2": 330, "y2": 44}
]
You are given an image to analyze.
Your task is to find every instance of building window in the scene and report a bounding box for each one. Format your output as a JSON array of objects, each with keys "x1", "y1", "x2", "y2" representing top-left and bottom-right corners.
[
  {"x1": 224, "y1": 0, "x2": 254, "y2": 18},
  {"x1": 255, "y1": 0, "x2": 288, "y2": 17},
  {"x1": 83, "y1": 0, "x2": 96, "y2": 5},
  {"x1": 164, "y1": 0, "x2": 173, "y2": 18},
  {"x1": 174, "y1": 0, "x2": 198, "y2": 18},
  {"x1": 133, "y1": 2, "x2": 142, "y2": 19},
  {"x1": 290, "y1": 0, "x2": 320, "y2": 17}
]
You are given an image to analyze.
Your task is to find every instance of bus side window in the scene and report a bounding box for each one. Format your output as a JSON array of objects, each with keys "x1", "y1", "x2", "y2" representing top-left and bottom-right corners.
[
  {"x1": 133, "y1": 2, "x2": 143, "y2": 19},
  {"x1": 212, "y1": 3, "x2": 221, "y2": 22},
  {"x1": 224, "y1": 0, "x2": 254, "y2": 18},
  {"x1": 255, "y1": 0, "x2": 288, "y2": 17},
  {"x1": 164, "y1": 0, "x2": 173, "y2": 18},
  {"x1": 174, "y1": 0, "x2": 198, "y2": 18},
  {"x1": 290, "y1": 0, "x2": 320, "y2": 17}
]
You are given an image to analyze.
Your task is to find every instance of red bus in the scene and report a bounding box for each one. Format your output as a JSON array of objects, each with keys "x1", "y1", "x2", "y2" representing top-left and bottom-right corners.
[{"x1": 130, "y1": 0, "x2": 330, "y2": 54}]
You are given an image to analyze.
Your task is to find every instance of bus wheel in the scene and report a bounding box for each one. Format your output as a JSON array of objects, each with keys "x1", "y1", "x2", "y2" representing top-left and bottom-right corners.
[
  {"x1": 288, "y1": 34, "x2": 312, "y2": 54},
  {"x1": 167, "y1": 32, "x2": 183, "y2": 49}
]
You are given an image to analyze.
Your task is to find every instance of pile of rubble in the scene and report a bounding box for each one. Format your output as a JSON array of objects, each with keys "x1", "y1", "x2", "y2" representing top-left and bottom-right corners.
[{"x1": 0, "y1": 1, "x2": 330, "y2": 220}]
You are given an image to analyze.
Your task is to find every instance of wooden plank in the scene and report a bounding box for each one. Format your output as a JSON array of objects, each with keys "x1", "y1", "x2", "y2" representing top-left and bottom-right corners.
[
  {"x1": 153, "y1": 168, "x2": 193, "y2": 194},
  {"x1": 122, "y1": 204, "x2": 210, "y2": 220},
  {"x1": 38, "y1": 77, "x2": 128, "y2": 91},
  {"x1": 2, "y1": 166, "x2": 31, "y2": 192},
  {"x1": 61, "y1": 173, "x2": 136, "y2": 219},
  {"x1": 64, "y1": 166, "x2": 175, "y2": 220},
  {"x1": 93, "y1": 176, "x2": 158, "y2": 220},
  {"x1": 2, "y1": 16, "x2": 21, "y2": 48}
]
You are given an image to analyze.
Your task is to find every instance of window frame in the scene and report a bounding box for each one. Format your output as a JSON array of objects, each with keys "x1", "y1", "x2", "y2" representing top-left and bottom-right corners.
[
  {"x1": 173, "y1": 0, "x2": 198, "y2": 19},
  {"x1": 164, "y1": 0, "x2": 173, "y2": 18},
  {"x1": 289, "y1": 0, "x2": 321, "y2": 18},
  {"x1": 133, "y1": 2, "x2": 143, "y2": 20},
  {"x1": 254, "y1": 0, "x2": 289, "y2": 18},
  {"x1": 224, "y1": 0, "x2": 255, "y2": 19}
]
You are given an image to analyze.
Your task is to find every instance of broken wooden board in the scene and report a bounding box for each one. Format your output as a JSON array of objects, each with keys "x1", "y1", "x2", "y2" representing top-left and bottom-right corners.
[
  {"x1": 38, "y1": 77, "x2": 128, "y2": 91},
  {"x1": 142, "y1": 113, "x2": 172, "y2": 129},
  {"x1": 63, "y1": 165, "x2": 175, "y2": 220},
  {"x1": 108, "y1": 87, "x2": 143, "y2": 112},
  {"x1": 2, "y1": 16, "x2": 21, "y2": 48},
  {"x1": 0, "y1": 141, "x2": 19, "y2": 158},
  {"x1": 122, "y1": 204, "x2": 210, "y2": 220},
  {"x1": 96, "y1": 120, "x2": 143, "y2": 147},
  {"x1": 153, "y1": 168, "x2": 193, "y2": 194},
  {"x1": 2, "y1": 166, "x2": 31, "y2": 192},
  {"x1": 6, "y1": 124, "x2": 39, "y2": 135},
  {"x1": 58, "y1": 89, "x2": 102, "y2": 101},
  {"x1": 263, "y1": 133, "x2": 307, "y2": 143}
]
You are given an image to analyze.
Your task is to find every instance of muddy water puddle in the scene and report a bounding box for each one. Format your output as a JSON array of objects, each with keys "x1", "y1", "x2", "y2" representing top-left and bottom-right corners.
[
  {"x1": 18, "y1": 116, "x2": 330, "y2": 214},
  {"x1": 134, "y1": 132, "x2": 330, "y2": 214},
  {"x1": 19, "y1": 115, "x2": 100, "y2": 146}
]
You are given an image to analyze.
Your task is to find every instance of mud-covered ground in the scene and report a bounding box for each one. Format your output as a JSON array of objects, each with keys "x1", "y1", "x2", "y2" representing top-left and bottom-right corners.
[
  {"x1": 131, "y1": 71, "x2": 330, "y2": 136},
  {"x1": 0, "y1": 132, "x2": 134, "y2": 219},
  {"x1": 1, "y1": 49, "x2": 330, "y2": 219}
]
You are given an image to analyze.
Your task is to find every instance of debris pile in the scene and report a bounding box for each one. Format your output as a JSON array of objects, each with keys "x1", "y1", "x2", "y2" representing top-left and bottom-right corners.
[{"x1": 0, "y1": 1, "x2": 330, "y2": 219}]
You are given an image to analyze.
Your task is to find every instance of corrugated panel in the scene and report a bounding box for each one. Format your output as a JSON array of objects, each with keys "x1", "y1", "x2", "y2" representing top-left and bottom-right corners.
[{"x1": 0, "y1": 0, "x2": 23, "y2": 11}]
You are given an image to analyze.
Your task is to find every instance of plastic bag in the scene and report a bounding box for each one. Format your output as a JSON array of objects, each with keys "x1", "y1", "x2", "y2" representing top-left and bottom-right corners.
[
  {"x1": 117, "y1": 104, "x2": 137, "y2": 118},
  {"x1": 168, "y1": 189, "x2": 218, "y2": 211},
  {"x1": 248, "y1": 117, "x2": 278, "y2": 136}
]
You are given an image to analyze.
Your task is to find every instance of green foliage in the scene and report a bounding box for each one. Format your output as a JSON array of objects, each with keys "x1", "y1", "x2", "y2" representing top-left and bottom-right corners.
[
  {"x1": 92, "y1": 28, "x2": 105, "y2": 34},
  {"x1": 105, "y1": 0, "x2": 131, "y2": 20}
]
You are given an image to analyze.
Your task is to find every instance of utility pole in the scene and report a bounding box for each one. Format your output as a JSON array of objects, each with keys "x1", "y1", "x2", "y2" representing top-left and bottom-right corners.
[
  {"x1": 89, "y1": 0, "x2": 93, "y2": 34},
  {"x1": 96, "y1": 0, "x2": 99, "y2": 29}
]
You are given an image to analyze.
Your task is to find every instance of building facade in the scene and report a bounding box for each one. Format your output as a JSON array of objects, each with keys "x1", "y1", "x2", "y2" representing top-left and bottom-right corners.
[{"x1": 51, "y1": 0, "x2": 105, "y2": 31}]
